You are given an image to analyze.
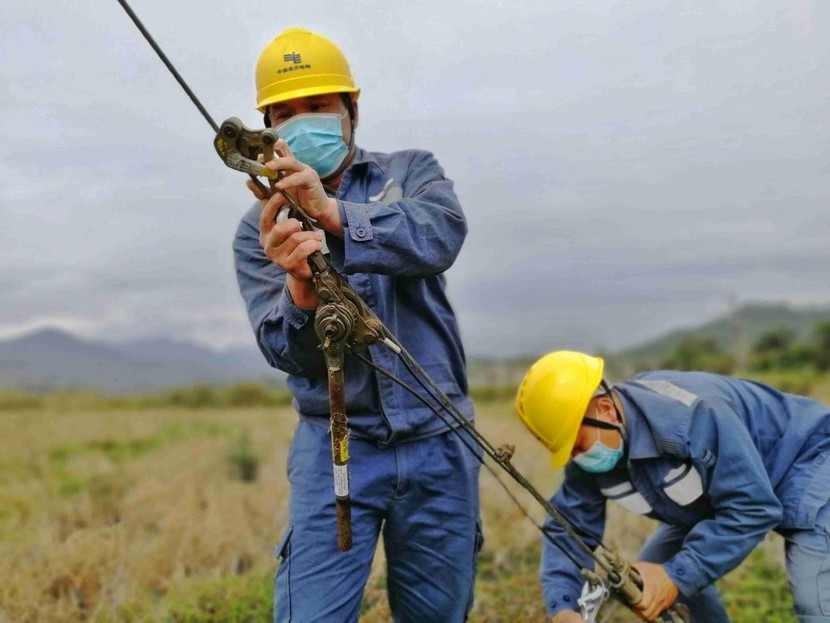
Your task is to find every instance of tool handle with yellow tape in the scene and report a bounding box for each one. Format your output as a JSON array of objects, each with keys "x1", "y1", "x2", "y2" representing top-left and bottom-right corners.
[{"x1": 324, "y1": 341, "x2": 351, "y2": 551}]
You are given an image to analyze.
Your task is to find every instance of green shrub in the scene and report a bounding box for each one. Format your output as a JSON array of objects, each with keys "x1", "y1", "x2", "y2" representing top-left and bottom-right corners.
[
  {"x1": 165, "y1": 385, "x2": 221, "y2": 408},
  {"x1": 660, "y1": 335, "x2": 735, "y2": 374},
  {"x1": 747, "y1": 370, "x2": 820, "y2": 397},
  {"x1": 226, "y1": 432, "x2": 260, "y2": 483},
  {"x1": 470, "y1": 384, "x2": 517, "y2": 404},
  {"x1": 222, "y1": 382, "x2": 293, "y2": 407},
  {"x1": 720, "y1": 546, "x2": 794, "y2": 623},
  {"x1": 159, "y1": 571, "x2": 272, "y2": 623},
  {"x1": 0, "y1": 391, "x2": 44, "y2": 410}
]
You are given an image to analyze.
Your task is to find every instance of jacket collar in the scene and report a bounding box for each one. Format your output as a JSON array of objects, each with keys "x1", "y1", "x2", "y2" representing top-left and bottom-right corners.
[
  {"x1": 349, "y1": 146, "x2": 385, "y2": 174},
  {"x1": 616, "y1": 390, "x2": 662, "y2": 460}
]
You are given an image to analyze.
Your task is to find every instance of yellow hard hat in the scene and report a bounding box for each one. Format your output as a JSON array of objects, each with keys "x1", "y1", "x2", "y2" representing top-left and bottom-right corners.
[
  {"x1": 255, "y1": 27, "x2": 360, "y2": 112},
  {"x1": 514, "y1": 351, "x2": 604, "y2": 469}
]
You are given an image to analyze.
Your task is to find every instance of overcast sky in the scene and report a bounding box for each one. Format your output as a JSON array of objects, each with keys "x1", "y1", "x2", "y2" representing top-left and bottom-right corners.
[{"x1": 2, "y1": 0, "x2": 828, "y2": 358}]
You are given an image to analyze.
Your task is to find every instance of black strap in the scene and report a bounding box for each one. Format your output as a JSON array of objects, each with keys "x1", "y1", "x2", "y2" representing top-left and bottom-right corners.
[{"x1": 582, "y1": 416, "x2": 620, "y2": 431}]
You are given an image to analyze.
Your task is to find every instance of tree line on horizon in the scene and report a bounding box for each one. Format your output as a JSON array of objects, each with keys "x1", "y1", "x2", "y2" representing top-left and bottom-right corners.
[{"x1": 658, "y1": 320, "x2": 830, "y2": 378}]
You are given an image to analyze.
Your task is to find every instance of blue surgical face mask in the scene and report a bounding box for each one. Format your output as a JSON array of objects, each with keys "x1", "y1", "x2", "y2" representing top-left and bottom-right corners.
[
  {"x1": 573, "y1": 439, "x2": 624, "y2": 473},
  {"x1": 573, "y1": 403, "x2": 625, "y2": 473},
  {"x1": 275, "y1": 112, "x2": 350, "y2": 179}
]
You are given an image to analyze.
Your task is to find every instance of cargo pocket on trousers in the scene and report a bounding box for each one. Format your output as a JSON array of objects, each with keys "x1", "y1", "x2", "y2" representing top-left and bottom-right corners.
[
  {"x1": 466, "y1": 520, "x2": 485, "y2": 616},
  {"x1": 274, "y1": 525, "x2": 293, "y2": 623},
  {"x1": 820, "y1": 548, "x2": 830, "y2": 616}
]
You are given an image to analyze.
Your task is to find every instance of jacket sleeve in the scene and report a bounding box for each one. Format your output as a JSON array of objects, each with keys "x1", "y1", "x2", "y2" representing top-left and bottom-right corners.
[
  {"x1": 232, "y1": 206, "x2": 326, "y2": 378},
  {"x1": 663, "y1": 402, "x2": 783, "y2": 596},
  {"x1": 541, "y1": 463, "x2": 607, "y2": 616},
  {"x1": 337, "y1": 150, "x2": 467, "y2": 277}
]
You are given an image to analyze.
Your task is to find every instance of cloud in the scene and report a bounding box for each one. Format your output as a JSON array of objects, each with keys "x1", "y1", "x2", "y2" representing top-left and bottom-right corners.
[{"x1": 1, "y1": 0, "x2": 828, "y2": 360}]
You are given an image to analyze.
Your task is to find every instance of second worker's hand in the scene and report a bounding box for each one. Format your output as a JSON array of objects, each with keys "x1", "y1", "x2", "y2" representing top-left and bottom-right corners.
[
  {"x1": 550, "y1": 610, "x2": 585, "y2": 623},
  {"x1": 631, "y1": 562, "x2": 680, "y2": 622}
]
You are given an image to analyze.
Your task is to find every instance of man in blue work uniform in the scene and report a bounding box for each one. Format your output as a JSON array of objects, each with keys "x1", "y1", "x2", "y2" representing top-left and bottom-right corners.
[
  {"x1": 515, "y1": 351, "x2": 830, "y2": 622},
  {"x1": 233, "y1": 27, "x2": 481, "y2": 623}
]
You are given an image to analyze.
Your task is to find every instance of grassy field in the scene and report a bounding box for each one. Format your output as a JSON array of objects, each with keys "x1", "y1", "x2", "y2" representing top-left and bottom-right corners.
[{"x1": 0, "y1": 388, "x2": 817, "y2": 622}]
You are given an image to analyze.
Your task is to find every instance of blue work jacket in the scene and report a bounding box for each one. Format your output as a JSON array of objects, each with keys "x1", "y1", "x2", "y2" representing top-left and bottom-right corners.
[
  {"x1": 542, "y1": 371, "x2": 830, "y2": 613},
  {"x1": 233, "y1": 146, "x2": 473, "y2": 444}
]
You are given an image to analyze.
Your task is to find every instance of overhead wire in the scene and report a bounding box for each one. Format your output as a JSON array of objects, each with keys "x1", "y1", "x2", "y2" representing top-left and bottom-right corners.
[{"x1": 115, "y1": 0, "x2": 218, "y2": 133}]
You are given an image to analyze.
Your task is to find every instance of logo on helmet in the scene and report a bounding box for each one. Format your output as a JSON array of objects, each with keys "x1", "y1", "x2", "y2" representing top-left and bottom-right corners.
[{"x1": 277, "y1": 52, "x2": 311, "y2": 75}]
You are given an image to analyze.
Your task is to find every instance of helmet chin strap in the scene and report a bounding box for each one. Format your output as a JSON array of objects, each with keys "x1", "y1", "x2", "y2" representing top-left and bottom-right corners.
[{"x1": 582, "y1": 389, "x2": 628, "y2": 444}]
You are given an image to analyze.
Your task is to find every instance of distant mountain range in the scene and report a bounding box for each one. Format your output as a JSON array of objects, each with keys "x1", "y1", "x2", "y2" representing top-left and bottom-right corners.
[
  {"x1": 615, "y1": 301, "x2": 830, "y2": 365},
  {"x1": 0, "y1": 328, "x2": 280, "y2": 394},
  {"x1": 1, "y1": 301, "x2": 829, "y2": 393},
  {"x1": 467, "y1": 301, "x2": 830, "y2": 386}
]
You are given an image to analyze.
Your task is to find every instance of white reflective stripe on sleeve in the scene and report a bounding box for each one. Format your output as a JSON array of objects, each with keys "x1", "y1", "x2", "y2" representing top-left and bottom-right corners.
[
  {"x1": 602, "y1": 481, "x2": 653, "y2": 515},
  {"x1": 601, "y1": 481, "x2": 634, "y2": 497},
  {"x1": 664, "y1": 464, "x2": 688, "y2": 483},
  {"x1": 613, "y1": 492, "x2": 653, "y2": 515},
  {"x1": 634, "y1": 379, "x2": 698, "y2": 407},
  {"x1": 369, "y1": 177, "x2": 394, "y2": 201},
  {"x1": 664, "y1": 464, "x2": 704, "y2": 506}
]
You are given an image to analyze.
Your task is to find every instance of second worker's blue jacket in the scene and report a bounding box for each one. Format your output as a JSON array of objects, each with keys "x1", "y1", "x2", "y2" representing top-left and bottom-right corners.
[
  {"x1": 233, "y1": 146, "x2": 473, "y2": 444},
  {"x1": 541, "y1": 371, "x2": 830, "y2": 614}
]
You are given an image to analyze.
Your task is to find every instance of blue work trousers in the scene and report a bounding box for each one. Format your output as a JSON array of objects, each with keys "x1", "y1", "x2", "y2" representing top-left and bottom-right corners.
[
  {"x1": 639, "y1": 502, "x2": 830, "y2": 622},
  {"x1": 274, "y1": 420, "x2": 482, "y2": 623}
]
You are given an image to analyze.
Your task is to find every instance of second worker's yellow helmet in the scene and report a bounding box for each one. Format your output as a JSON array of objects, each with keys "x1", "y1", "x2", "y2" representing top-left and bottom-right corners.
[
  {"x1": 255, "y1": 27, "x2": 360, "y2": 112},
  {"x1": 515, "y1": 351, "x2": 604, "y2": 468}
]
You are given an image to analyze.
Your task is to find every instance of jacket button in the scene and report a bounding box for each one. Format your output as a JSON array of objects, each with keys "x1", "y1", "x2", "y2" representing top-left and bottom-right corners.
[
  {"x1": 356, "y1": 227, "x2": 366, "y2": 238},
  {"x1": 677, "y1": 568, "x2": 685, "y2": 576}
]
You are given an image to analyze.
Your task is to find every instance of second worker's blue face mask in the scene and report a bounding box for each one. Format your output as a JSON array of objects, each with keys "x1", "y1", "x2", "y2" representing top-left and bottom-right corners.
[
  {"x1": 573, "y1": 403, "x2": 625, "y2": 473},
  {"x1": 573, "y1": 438, "x2": 624, "y2": 473},
  {"x1": 275, "y1": 112, "x2": 350, "y2": 179}
]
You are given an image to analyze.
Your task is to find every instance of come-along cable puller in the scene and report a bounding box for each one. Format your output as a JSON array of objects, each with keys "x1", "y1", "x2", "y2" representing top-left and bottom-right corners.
[{"x1": 115, "y1": 2, "x2": 689, "y2": 620}]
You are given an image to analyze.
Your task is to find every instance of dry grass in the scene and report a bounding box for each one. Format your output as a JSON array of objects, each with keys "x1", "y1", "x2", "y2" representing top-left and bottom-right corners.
[
  {"x1": 0, "y1": 389, "x2": 816, "y2": 622},
  {"x1": 0, "y1": 407, "x2": 290, "y2": 622}
]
